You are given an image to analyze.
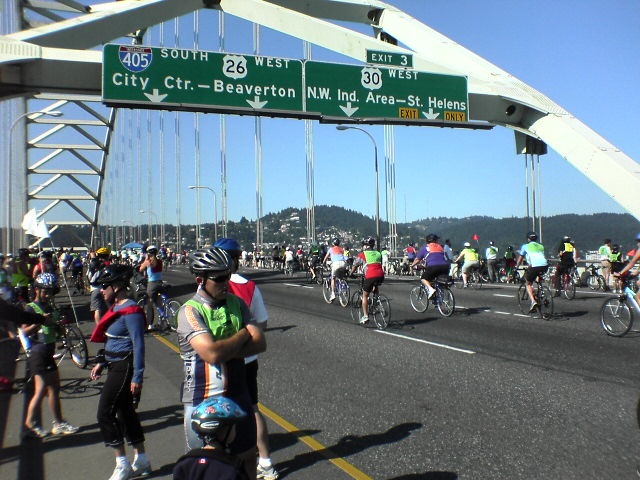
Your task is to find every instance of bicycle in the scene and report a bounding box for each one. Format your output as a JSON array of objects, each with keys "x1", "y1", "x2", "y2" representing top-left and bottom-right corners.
[
  {"x1": 456, "y1": 265, "x2": 483, "y2": 289},
  {"x1": 322, "y1": 267, "x2": 350, "y2": 307},
  {"x1": 137, "y1": 282, "x2": 181, "y2": 331},
  {"x1": 549, "y1": 267, "x2": 576, "y2": 300},
  {"x1": 283, "y1": 261, "x2": 295, "y2": 277},
  {"x1": 517, "y1": 272, "x2": 554, "y2": 319},
  {"x1": 600, "y1": 274, "x2": 640, "y2": 337},
  {"x1": 70, "y1": 271, "x2": 87, "y2": 296},
  {"x1": 409, "y1": 275, "x2": 455, "y2": 317},
  {"x1": 54, "y1": 315, "x2": 89, "y2": 369},
  {"x1": 349, "y1": 277, "x2": 390, "y2": 329},
  {"x1": 585, "y1": 264, "x2": 606, "y2": 291},
  {"x1": 306, "y1": 263, "x2": 324, "y2": 285}
]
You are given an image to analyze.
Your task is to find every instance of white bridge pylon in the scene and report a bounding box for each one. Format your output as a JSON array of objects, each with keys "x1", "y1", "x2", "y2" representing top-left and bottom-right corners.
[{"x1": 1, "y1": 0, "x2": 639, "y2": 228}]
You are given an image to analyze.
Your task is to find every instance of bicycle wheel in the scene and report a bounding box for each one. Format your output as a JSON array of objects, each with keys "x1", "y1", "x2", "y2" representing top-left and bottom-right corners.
[
  {"x1": 65, "y1": 325, "x2": 88, "y2": 369},
  {"x1": 600, "y1": 297, "x2": 633, "y2": 336},
  {"x1": 322, "y1": 277, "x2": 333, "y2": 304},
  {"x1": 165, "y1": 300, "x2": 181, "y2": 331},
  {"x1": 562, "y1": 276, "x2": 576, "y2": 300},
  {"x1": 471, "y1": 271, "x2": 483, "y2": 289},
  {"x1": 437, "y1": 287, "x2": 456, "y2": 317},
  {"x1": 409, "y1": 285, "x2": 429, "y2": 313},
  {"x1": 337, "y1": 280, "x2": 350, "y2": 307},
  {"x1": 371, "y1": 294, "x2": 390, "y2": 329},
  {"x1": 517, "y1": 284, "x2": 530, "y2": 314},
  {"x1": 538, "y1": 286, "x2": 554, "y2": 320},
  {"x1": 350, "y1": 291, "x2": 363, "y2": 322},
  {"x1": 587, "y1": 274, "x2": 600, "y2": 290}
]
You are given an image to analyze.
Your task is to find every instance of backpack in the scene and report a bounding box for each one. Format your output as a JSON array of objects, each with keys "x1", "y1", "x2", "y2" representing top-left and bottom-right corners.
[{"x1": 173, "y1": 448, "x2": 248, "y2": 480}]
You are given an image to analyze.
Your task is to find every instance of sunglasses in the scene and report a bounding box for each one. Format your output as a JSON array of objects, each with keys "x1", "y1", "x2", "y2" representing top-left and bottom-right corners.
[{"x1": 207, "y1": 273, "x2": 231, "y2": 283}]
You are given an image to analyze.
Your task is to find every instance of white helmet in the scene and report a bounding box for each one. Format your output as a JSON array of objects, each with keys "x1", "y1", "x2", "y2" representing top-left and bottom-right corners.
[{"x1": 464, "y1": 242, "x2": 471, "y2": 247}]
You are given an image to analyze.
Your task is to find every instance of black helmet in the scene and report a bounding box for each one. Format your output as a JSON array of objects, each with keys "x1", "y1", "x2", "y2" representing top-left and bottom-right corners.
[
  {"x1": 612, "y1": 244, "x2": 620, "y2": 253},
  {"x1": 191, "y1": 396, "x2": 247, "y2": 442},
  {"x1": 425, "y1": 233, "x2": 439, "y2": 243},
  {"x1": 363, "y1": 236, "x2": 375, "y2": 247},
  {"x1": 527, "y1": 231, "x2": 538, "y2": 241},
  {"x1": 95, "y1": 264, "x2": 134, "y2": 286},
  {"x1": 189, "y1": 247, "x2": 233, "y2": 275},
  {"x1": 562, "y1": 235, "x2": 571, "y2": 242},
  {"x1": 332, "y1": 238, "x2": 340, "y2": 246}
]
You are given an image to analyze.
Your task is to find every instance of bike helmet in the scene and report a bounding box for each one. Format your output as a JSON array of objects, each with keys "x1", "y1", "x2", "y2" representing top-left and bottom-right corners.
[
  {"x1": 18, "y1": 248, "x2": 30, "y2": 257},
  {"x1": 489, "y1": 241, "x2": 494, "y2": 246},
  {"x1": 95, "y1": 264, "x2": 134, "y2": 286},
  {"x1": 332, "y1": 238, "x2": 340, "y2": 246},
  {"x1": 213, "y1": 238, "x2": 242, "y2": 257},
  {"x1": 425, "y1": 233, "x2": 439, "y2": 243},
  {"x1": 363, "y1": 236, "x2": 376, "y2": 248},
  {"x1": 464, "y1": 242, "x2": 471, "y2": 247},
  {"x1": 562, "y1": 235, "x2": 571, "y2": 242},
  {"x1": 527, "y1": 231, "x2": 538, "y2": 241},
  {"x1": 612, "y1": 244, "x2": 620, "y2": 253},
  {"x1": 507, "y1": 245, "x2": 514, "y2": 251},
  {"x1": 189, "y1": 247, "x2": 233, "y2": 275},
  {"x1": 191, "y1": 396, "x2": 247, "y2": 442},
  {"x1": 96, "y1": 246, "x2": 111, "y2": 256},
  {"x1": 636, "y1": 232, "x2": 640, "y2": 241},
  {"x1": 146, "y1": 246, "x2": 158, "y2": 254},
  {"x1": 34, "y1": 273, "x2": 58, "y2": 290}
]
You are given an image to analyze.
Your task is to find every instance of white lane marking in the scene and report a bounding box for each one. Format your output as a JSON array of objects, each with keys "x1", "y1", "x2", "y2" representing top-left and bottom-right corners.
[
  {"x1": 493, "y1": 311, "x2": 511, "y2": 315},
  {"x1": 513, "y1": 313, "x2": 530, "y2": 318},
  {"x1": 494, "y1": 294, "x2": 514, "y2": 298},
  {"x1": 375, "y1": 330, "x2": 476, "y2": 354},
  {"x1": 283, "y1": 283, "x2": 314, "y2": 289}
]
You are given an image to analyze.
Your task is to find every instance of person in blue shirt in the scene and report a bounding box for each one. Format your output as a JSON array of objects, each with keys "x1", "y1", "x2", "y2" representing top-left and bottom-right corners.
[
  {"x1": 90, "y1": 264, "x2": 151, "y2": 480},
  {"x1": 515, "y1": 231, "x2": 548, "y2": 313}
]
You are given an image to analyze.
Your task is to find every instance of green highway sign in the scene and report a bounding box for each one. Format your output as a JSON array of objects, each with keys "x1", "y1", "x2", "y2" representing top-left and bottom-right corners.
[
  {"x1": 366, "y1": 49, "x2": 413, "y2": 68},
  {"x1": 102, "y1": 44, "x2": 303, "y2": 115},
  {"x1": 305, "y1": 61, "x2": 468, "y2": 122},
  {"x1": 102, "y1": 44, "x2": 470, "y2": 125}
]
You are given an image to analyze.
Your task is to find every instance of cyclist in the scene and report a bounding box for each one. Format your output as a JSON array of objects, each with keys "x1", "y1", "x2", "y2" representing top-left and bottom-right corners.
[
  {"x1": 20, "y1": 273, "x2": 79, "y2": 438},
  {"x1": 412, "y1": 233, "x2": 450, "y2": 299},
  {"x1": 350, "y1": 237, "x2": 384, "y2": 325},
  {"x1": 137, "y1": 245, "x2": 164, "y2": 330},
  {"x1": 12, "y1": 248, "x2": 33, "y2": 302},
  {"x1": 89, "y1": 264, "x2": 151, "y2": 480},
  {"x1": 322, "y1": 238, "x2": 346, "y2": 303},
  {"x1": 553, "y1": 235, "x2": 576, "y2": 295},
  {"x1": 173, "y1": 396, "x2": 251, "y2": 480},
  {"x1": 70, "y1": 253, "x2": 84, "y2": 293},
  {"x1": 212, "y1": 238, "x2": 279, "y2": 480},
  {"x1": 454, "y1": 242, "x2": 480, "y2": 288},
  {"x1": 515, "y1": 231, "x2": 549, "y2": 313},
  {"x1": 504, "y1": 245, "x2": 517, "y2": 282},
  {"x1": 402, "y1": 242, "x2": 416, "y2": 274},
  {"x1": 609, "y1": 244, "x2": 625, "y2": 293},
  {"x1": 282, "y1": 246, "x2": 295, "y2": 273},
  {"x1": 307, "y1": 243, "x2": 321, "y2": 280},
  {"x1": 0, "y1": 253, "x2": 11, "y2": 301},
  {"x1": 176, "y1": 247, "x2": 265, "y2": 479},
  {"x1": 614, "y1": 232, "x2": 640, "y2": 303},
  {"x1": 598, "y1": 238, "x2": 613, "y2": 291}
]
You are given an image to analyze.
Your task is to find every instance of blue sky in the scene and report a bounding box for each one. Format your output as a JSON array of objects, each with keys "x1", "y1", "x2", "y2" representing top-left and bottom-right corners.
[{"x1": 98, "y1": 0, "x2": 640, "y2": 227}]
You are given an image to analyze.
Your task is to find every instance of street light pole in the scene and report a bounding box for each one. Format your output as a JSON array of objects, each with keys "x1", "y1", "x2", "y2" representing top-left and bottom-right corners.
[
  {"x1": 336, "y1": 125, "x2": 380, "y2": 249},
  {"x1": 188, "y1": 185, "x2": 218, "y2": 245},
  {"x1": 5, "y1": 110, "x2": 62, "y2": 254},
  {"x1": 139, "y1": 209, "x2": 159, "y2": 245}
]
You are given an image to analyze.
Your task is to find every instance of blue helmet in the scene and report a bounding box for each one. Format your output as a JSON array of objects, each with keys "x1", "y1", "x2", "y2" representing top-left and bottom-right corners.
[
  {"x1": 191, "y1": 396, "x2": 247, "y2": 439},
  {"x1": 34, "y1": 273, "x2": 58, "y2": 290},
  {"x1": 213, "y1": 238, "x2": 242, "y2": 256}
]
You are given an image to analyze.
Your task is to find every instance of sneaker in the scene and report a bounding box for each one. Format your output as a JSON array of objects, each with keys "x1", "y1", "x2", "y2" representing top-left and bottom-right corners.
[
  {"x1": 329, "y1": 293, "x2": 336, "y2": 301},
  {"x1": 51, "y1": 420, "x2": 79, "y2": 435},
  {"x1": 24, "y1": 424, "x2": 49, "y2": 438},
  {"x1": 359, "y1": 315, "x2": 369, "y2": 325},
  {"x1": 528, "y1": 301, "x2": 538, "y2": 313},
  {"x1": 131, "y1": 457, "x2": 152, "y2": 477},
  {"x1": 462, "y1": 284, "x2": 468, "y2": 288},
  {"x1": 108, "y1": 463, "x2": 133, "y2": 480},
  {"x1": 257, "y1": 465, "x2": 279, "y2": 480},
  {"x1": 426, "y1": 287, "x2": 436, "y2": 299}
]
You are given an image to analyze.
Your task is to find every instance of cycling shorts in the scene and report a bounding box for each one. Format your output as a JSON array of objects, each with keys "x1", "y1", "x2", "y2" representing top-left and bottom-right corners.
[
  {"x1": 420, "y1": 264, "x2": 450, "y2": 282},
  {"x1": 362, "y1": 276, "x2": 384, "y2": 293},
  {"x1": 330, "y1": 261, "x2": 346, "y2": 276},
  {"x1": 28, "y1": 342, "x2": 57, "y2": 375},
  {"x1": 461, "y1": 261, "x2": 479, "y2": 274},
  {"x1": 524, "y1": 265, "x2": 548, "y2": 283}
]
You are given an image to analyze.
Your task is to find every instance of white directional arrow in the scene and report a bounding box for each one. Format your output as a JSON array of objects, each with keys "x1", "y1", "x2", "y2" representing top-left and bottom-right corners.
[
  {"x1": 422, "y1": 108, "x2": 440, "y2": 120},
  {"x1": 247, "y1": 96, "x2": 268, "y2": 109},
  {"x1": 339, "y1": 102, "x2": 359, "y2": 117},
  {"x1": 144, "y1": 89, "x2": 168, "y2": 103}
]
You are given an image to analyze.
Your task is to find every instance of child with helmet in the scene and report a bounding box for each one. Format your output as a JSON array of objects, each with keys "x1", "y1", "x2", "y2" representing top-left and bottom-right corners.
[
  {"x1": 20, "y1": 272, "x2": 79, "y2": 438},
  {"x1": 173, "y1": 396, "x2": 251, "y2": 480}
]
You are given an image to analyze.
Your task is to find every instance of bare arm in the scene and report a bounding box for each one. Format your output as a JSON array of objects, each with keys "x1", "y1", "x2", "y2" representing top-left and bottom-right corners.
[
  {"x1": 189, "y1": 327, "x2": 253, "y2": 365},
  {"x1": 236, "y1": 323, "x2": 266, "y2": 358}
]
